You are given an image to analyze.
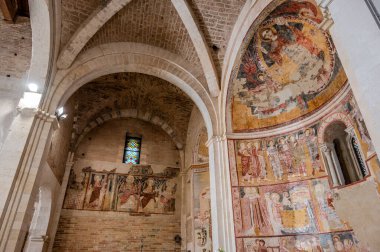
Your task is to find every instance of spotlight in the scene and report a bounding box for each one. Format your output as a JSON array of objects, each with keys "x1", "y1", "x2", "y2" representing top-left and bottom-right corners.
[
  {"x1": 27, "y1": 83, "x2": 38, "y2": 92},
  {"x1": 56, "y1": 107, "x2": 68, "y2": 121},
  {"x1": 57, "y1": 107, "x2": 64, "y2": 116}
]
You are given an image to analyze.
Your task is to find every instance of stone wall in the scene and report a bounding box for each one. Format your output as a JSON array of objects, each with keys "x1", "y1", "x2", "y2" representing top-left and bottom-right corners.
[{"x1": 54, "y1": 118, "x2": 182, "y2": 251}]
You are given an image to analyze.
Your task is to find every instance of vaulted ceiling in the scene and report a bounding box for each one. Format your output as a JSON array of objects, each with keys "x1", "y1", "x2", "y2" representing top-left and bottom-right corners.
[
  {"x1": 71, "y1": 72, "x2": 194, "y2": 148},
  {"x1": 59, "y1": 0, "x2": 247, "y2": 148},
  {"x1": 60, "y1": 0, "x2": 246, "y2": 77}
]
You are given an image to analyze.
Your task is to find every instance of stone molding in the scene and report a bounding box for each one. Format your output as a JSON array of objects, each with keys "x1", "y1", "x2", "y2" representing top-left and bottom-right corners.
[
  {"x1": 74, "y1": 108, "x2": 183, "y2": 150},
  {"x1": 57, "y1": 0, "x2": 133, "y2": 69},
  {"x1": 171, "y1": 0, "x2": 220, "y2": 97}
]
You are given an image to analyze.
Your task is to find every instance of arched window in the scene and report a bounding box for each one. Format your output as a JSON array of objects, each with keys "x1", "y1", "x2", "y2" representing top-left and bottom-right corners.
[
  {"x1": 123, "y1": 135, "x2": 142, "y2": 164},
  {"x1": 322, "y1": 121, "x2": 367, "y2": 187}
]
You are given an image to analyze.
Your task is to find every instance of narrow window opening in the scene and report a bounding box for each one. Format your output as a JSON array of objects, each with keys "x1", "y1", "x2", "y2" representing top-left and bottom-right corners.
[
  {"x1": 333, "y1": 139, "x2": 352, "y2": 184},
  {"x1": 123, "y1": 135, "x2": 142, "y2": 164}
]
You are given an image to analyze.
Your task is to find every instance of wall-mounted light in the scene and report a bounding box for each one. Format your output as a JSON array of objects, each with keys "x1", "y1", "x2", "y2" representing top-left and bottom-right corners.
[{"x1": 56, "y1": 107, "x2": 68, "y2": 121}]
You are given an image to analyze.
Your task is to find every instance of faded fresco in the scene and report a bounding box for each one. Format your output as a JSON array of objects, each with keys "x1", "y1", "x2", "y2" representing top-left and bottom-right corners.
[
  {"x1": 63, "y1": 165, "x2": 179, "y2": 214},
  {"x1": 234, "y1": 125, "x2": 325, "y2": 186},
  {"x1": 228, "y1": 91, "x2": 378, "y2": 251},
  {"x1": 232, "y1": 178, "x2": 349, "y2": 237},
  {"x1": 236, "y1": 231, "x2": 368, "y2": 252},
  {"x1": 229, "y1": 0, "x2": 347, "y2": 132},
  {"x1": 193, "y1": 168, "x2": 212, "y2": 252}
]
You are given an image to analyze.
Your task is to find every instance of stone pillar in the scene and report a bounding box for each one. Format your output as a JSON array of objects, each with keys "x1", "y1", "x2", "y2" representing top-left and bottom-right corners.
[
  {"x1": 46, "y1": 152, "x2": 74, "y2": 252},
  {"x1": 323, "y1": 0, "x2": 380, "y2": 155},
  {"x1": 320, "y1": 143, "x2": 340, "y2": 186},
  {"x1": 0, "y1": 110, "x2": 57, "y2": 252},
  {"x1": 207, "y1": 135, "x2": 235, "y2": 252},
  {"x1": 24, "y1": 186, "x2": 52, "y2": 252}
]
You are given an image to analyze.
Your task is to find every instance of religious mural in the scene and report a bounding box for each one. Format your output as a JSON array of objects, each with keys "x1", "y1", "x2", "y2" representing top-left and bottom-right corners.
[
  {"x1": 236, "y1": 231, "x2": 367, "y2": 252},
  {"x1": 63, "y1": 165, "x2": 179, "y2": 214},
  {"x1": 232, "y1": 178, "x2": 349, "y2": 238},
  {"x1": 229, "y1": 0, "x2": 347, "y2": 132},
  {"x1": 234, "y1": 125, "x2": 324, "y2": 186},
  {"x1": 228, "y1": 90, "x2": 377, "y2": 251},
  {"x1": 193, "y1": 168, "x2": 212, "y2": 252}
]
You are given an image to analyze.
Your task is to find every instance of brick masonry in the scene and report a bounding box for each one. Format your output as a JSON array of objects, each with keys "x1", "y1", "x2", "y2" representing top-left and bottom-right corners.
[
  {"x1": 53, "y1": 209, "x2": 181, "y2": 252},
  {"x1": 0, "y1": 14, "x2": 31, "y2": 78}
]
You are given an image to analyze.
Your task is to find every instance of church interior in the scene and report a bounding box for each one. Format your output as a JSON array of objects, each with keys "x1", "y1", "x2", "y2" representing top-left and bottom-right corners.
[{"x1": 1, "y1": 0, "x2": 380, "y2": 251}]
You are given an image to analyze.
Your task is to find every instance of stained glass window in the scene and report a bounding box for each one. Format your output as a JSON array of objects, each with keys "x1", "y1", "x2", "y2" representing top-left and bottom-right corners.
[{"x1": 123, "y1": 136, "x2": 142, "y2": 164}]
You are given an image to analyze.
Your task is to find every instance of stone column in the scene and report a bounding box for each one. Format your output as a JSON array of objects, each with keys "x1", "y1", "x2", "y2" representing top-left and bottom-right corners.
[
  {"x1": 0, "y1": 110, "x2": 57, "y2": 252},
  {"x1": 320, "y1": 143, "x2": 340, "y2": 186},
  {"x1": 46, "y1": 153, "x2": 74, "y2": 252},
  {"x1": 24, "y1": 186, "x2": 52, "y2": 252},
  {"x1": 207, "y1": 135, "x2": 235, "y2": 252},
  {"x1": 322, "y1": 0, "x2": 380, "y2": 155}
]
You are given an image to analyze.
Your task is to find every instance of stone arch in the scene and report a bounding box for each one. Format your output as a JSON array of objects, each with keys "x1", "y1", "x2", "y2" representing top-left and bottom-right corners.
[
  {"x1": 74, "y1": 109, "x2": 184, "y2": 150},
  {"x1": 220, "y1": 0, "x2": 275, "y2": 134},
  {"x1": 318, "y1": 112, "x2": 353, "y2": 144},
  {"x1": 43, "y1": 42, "x2": 218, "y2": 138},
  {"x1": 27, "y1": 0, "x2": 53, "y2": 92}
]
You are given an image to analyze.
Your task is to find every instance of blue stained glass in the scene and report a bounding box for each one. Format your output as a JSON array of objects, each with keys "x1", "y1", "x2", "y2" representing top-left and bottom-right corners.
[{"x1": 123, "y1": 136, "x2": 141, "y2": 164}]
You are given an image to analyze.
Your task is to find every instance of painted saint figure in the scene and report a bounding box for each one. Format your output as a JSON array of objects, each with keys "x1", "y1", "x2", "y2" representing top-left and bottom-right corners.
[
  {"x1": 240, "y1": 187, "x2": 272, "y2": 235},
  {"x1": 267, "y1": 140, "x2": 283, "y2": 180}
]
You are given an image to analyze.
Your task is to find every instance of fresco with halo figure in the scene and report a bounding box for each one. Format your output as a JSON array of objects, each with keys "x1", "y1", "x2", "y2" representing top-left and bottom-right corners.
[
  {"x1": 233, "y1": 124, "x2": 325, "y2": 187},
  {"x1": 63, "y1": 165, "x2": 179, "y2": 214},
  {"x1": 232, "y1": 178, "x2": 350, "y2": 238},
  {"x1": 229, "y1": 0, "x2": 347, "y2": 132}
]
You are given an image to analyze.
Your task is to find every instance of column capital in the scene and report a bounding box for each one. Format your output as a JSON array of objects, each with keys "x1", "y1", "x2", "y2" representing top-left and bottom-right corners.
[
  {"x1": 344, "y1": 125, "x2": 355, "y2": 137},
  {"x1": 36, "y1": 110, "x2": 59, "y2": 130},
  {"x1": 205, "y1": 134, "x2": 227, "y2": 147},
  {"x1": 319, "y1": 143, "x2": 331, "y2": 152}
]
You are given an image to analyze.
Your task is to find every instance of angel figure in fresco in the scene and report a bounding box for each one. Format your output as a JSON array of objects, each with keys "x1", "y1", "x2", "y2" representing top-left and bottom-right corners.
[
  {"x1": 278, "y1": 137, "x2": 294, "y2": 176},
  {"x1": 139, "y1": 178, "x2": 158, "y2": 212},
  {"x1": 118, "y1": 175, "x2": 138, "y2": 211},
  {"x1": 240, "y1": 187, "x2": 272, "y2": 235},
  {"x1": 267, "y1": 140, "x2": 283, "y2": 180}
]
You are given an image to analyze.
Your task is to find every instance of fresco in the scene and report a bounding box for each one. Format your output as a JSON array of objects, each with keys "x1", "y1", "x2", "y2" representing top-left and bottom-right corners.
[
  {"x1": 229, "y1": 0, "x2": 347, "y2": 132},
  {"x1": 236, "y1": 231, "x2": 368, "y2": 251},
  {"x1": 234, "y1": 125, "x2": 325, "y2": 186},
  {"x1": 232, "y1": 178, "x2": 349, "y2": 237},
  {"x1": 193, "y1": 168, "x2": 212, "y2": 252},
  {"x1": 228, "y1": 91, "x2": 379, "y2": 250},
  {"x1": 63, "y1": 165, "x2": 179, "y2": 214}
]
